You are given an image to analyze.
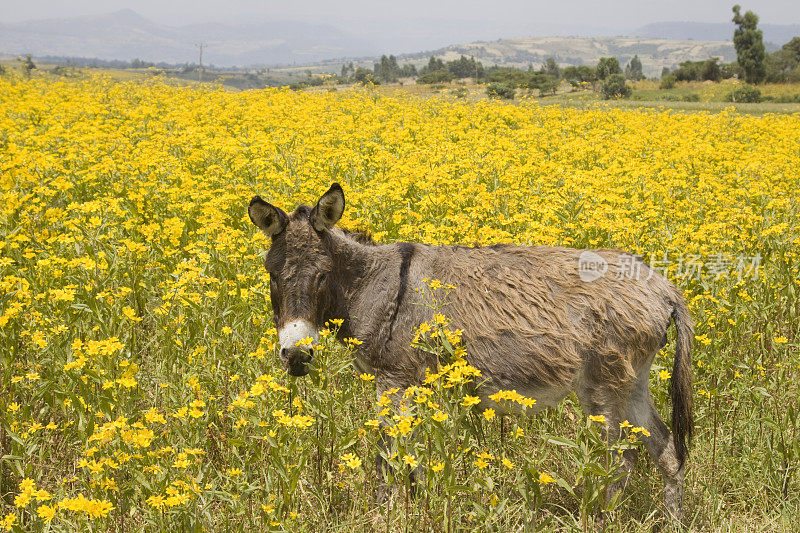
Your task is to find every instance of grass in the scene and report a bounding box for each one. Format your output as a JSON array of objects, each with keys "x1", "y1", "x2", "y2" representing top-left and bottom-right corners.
[{"x1": 0, "y1": 74, "x2": 798, "y2": 532}]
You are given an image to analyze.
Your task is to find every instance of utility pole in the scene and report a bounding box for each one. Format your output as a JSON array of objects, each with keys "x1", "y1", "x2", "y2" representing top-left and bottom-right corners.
[{"x1": 196, "y1": 43, "x2": 205, "y2": 83}]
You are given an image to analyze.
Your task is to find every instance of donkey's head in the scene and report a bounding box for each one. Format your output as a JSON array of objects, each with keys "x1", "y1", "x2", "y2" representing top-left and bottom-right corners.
[{"x1": 248, "y1": 184, "x2": 346, "y2": 376}]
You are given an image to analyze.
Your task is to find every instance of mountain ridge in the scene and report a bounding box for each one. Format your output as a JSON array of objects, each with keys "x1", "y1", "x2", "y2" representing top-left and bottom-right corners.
[{"x1": 1, "y1": 10, "x2": 797, "y2": 68}]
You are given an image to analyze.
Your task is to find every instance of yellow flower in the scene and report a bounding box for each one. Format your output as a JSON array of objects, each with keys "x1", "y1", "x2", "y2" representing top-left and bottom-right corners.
[
  {"x1": 589, "y1": 414, "x2": 606, "y2": 424},
  {"x1": 122, "y1": 306, "x2": 141, "y2": 322},
  {"x1": 296, "y1": 336, "x2": 314, "y2": 348},
  {"x1": 658, "y1": 369, "x2": 671, "y2": 380},
  {"x1": 431, "y1": 411, "x2": 448, "y2": 422},
  {"x1": 539, "y1": 473, "x2": 556, "y2": 484},
  {"x1": 1, "y1": 513, "x2": 17, "y2": 531},
  {"x1": 359, "y1": 373, "x2": 375, "y2": 382},
  {"x1": 146, "y1": 495, "x2": 165, "y2": 509},
  {"x1": 341, "y1": 453, "x2": 362, "y2": 469},
  {"x1": 37, "y1": 504, "x2": 56, "y2": 522},
  {"x1": 460, "y1": 395, "x2": 481, "y2": 407},
  {"x1": 403, "y1": 454, "x2": 418, "y2": 468},
  {"x1": 57, "y1": 495, "x2": 114, "y2": 517},
  {"x1": 483, "y1": 408, "x2": 496, "y2": 420},
  {"x1": 773, "y1": 336, "x2": 788, "y2": 344}
]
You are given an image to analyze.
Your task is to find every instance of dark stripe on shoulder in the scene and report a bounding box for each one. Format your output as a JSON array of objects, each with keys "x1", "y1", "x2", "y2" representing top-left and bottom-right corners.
[{"x1": 386, "y1": 242, "x2": 415, "y2": 349}]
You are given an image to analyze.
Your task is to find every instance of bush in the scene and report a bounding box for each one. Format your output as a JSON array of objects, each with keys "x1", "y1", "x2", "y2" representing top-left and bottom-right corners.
[
  {"x1": 720, "y1": 62, "x2": 743, "y2": 79},
  {"x1": 726, "y1": 85, "x2": 762, "y2": 103},
  {"x1": 521, "y1": 73, "x2": 559, "y2": 95},
  {"x1": 774, "y1": 93, "x2": 800, "y2": 103},
  {"x1": 353, "y1": 68, "x2": 380, "y2": 85},
  {"x1": 682, "y1": 93, "x2": 700, "y2": 102},
  {"x1": 486, "y1": 82, "x2": 516, "y2": 99},
  {"x1": 563, "y1": 65, "x2": 596, "y2": 86},
  {"x1": 599, "y1": 74, "x2": 632, "y2": 99},
  {"x1": 672, "y1": 58, "x2": 721, "y2": 82},
  {"x1": 417, "y1": 69, "x2": 454, "y2": 84},
  {"x1": 660, "y1": 74, "x2": 677, "y2": 89}
]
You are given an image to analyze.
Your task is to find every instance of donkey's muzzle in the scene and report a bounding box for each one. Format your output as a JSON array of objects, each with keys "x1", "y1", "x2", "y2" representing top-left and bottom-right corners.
[{"x1": 282, "y1": 347, "x2": 313, "y2": 377}]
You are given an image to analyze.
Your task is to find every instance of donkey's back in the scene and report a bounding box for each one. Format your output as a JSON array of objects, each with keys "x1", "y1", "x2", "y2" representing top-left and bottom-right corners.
[{"x1": 421, "y1": 245, "x2": 680, "y2": 406}]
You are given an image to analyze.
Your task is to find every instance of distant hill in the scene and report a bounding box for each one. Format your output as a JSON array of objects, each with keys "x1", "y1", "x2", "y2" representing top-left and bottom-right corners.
[
  {"x1": 398, "y1": 37, "x2": 736, "y2": 78},
  {"x1": 5, "y1": 9, "x2": 793, "y2": 73},
  {"x1": 635, "y1": 21, "x2": 800, "y2": 46},
  {"x1": 0, "y1": 9, "x2": 374, "y2": 66}
]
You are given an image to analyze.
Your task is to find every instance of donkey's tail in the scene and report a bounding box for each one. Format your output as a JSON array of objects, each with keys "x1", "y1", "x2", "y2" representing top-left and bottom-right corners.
[{"x1": 671, "y1": 295, "x2": 694, "y2": 468}]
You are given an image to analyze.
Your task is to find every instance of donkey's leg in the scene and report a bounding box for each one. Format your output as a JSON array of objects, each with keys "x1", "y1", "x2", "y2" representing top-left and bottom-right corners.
[
  {"x1": 626, "y1": 370, "x2": 685, "y2": 522},
  {"x1": 575, "y1": 375, "x2": 637, "y2": 511}
]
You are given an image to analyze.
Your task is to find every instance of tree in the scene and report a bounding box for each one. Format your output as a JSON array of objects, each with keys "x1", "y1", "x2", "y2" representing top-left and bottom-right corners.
[
  {"x1": 353, "y1": 68, "x2": 379, "y2": 85},
  {"x1": 521, "y1": 72, "x2": 559, "y2": 95},
  {"x1": 446, "y1": 55, "x2": 484, "y2": 79},
  {"x1": 541, "y1": 57, "x2": 560, "y2": 79},
  {"x1": 416, "y1": 69, "x2": 454, "y2": 84},
  {"x1": 660, "y1": 74, "x2": 677, "y2": 89},
  {"x1": 732, "y1": 5, "x2": 766, "y2": 84},
  {"x1": 17, "y1": 54, "x2": 36, "y2": 77},
  {"x1": 562, "y1": 65, "x2": 595, "y2": 86},
  {"x1": 398, "y1": 63, "x2": 418, "y2": 78},
  {"x1": 595, "y1": 57, "x2": 621, "y2": 80},
  {"x1": 340, "y1": 62, "x2": 354, "y2": 78},
  {"x1": 783, "y1": 37, "x2": 800, "y2": 63},
  {"x1": 673, "y1": 58, "x2": 722, "y2": 82},
  {"x1": 373, "y1": 55, "x2": 400, "y2": 83},
  {"x1": 765, "y1": 37, "x2": 800, "y2": 82},
  {"x1": 701, "y1": 58, "x2": 722, "y2": 82},
  {"x1": 720, "y1": 62, "x2": 743, "y2": 79},
  {"x1": 599, "y1": 74, "x2": 632, "y2": 99},
  {"x1": 420, "y1": 56, "x2": 445, "y2": 74},
  {"x1": 625, "y1": 55, "x2": 644, "y2": 81}
]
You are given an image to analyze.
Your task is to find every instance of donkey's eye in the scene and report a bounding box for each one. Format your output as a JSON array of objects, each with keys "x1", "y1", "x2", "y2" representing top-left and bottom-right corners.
[{"x1": 316, "y1": 273, "x2": 328, "y2": 289}]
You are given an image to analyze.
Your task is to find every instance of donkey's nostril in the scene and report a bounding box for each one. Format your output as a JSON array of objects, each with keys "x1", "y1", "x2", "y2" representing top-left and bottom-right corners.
[
  {"x1": 308, "y1": 348, "x2": 314, "y2": 359},
  {"x1": 280, "y1": 348, "x2": 288, "y2": 360}
]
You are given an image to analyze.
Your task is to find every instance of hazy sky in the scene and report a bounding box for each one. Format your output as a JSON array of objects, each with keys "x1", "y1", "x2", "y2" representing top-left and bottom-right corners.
[{"x1": 2, "y1": 0, "x2": 799, "y2": 27}]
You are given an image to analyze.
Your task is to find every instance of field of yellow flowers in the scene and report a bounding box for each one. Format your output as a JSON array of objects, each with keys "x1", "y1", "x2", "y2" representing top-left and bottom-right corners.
[{"x1": 1, "y1": 75, "x2": 798, "y2": 531}]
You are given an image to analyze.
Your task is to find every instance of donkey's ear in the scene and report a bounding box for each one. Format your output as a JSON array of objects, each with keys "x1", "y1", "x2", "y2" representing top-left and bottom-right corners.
[
  {"x1": 310, "y1": 183, "x2": 345, "y2": 231},
  {"x1": 248, "y1": 196, "x2": 288, "y2": 237}
]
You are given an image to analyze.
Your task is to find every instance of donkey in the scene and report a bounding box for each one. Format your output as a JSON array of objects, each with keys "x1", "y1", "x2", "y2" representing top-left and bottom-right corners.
[{"x1": 248, "y1": 183, "x2": 693, "y2": 520}]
